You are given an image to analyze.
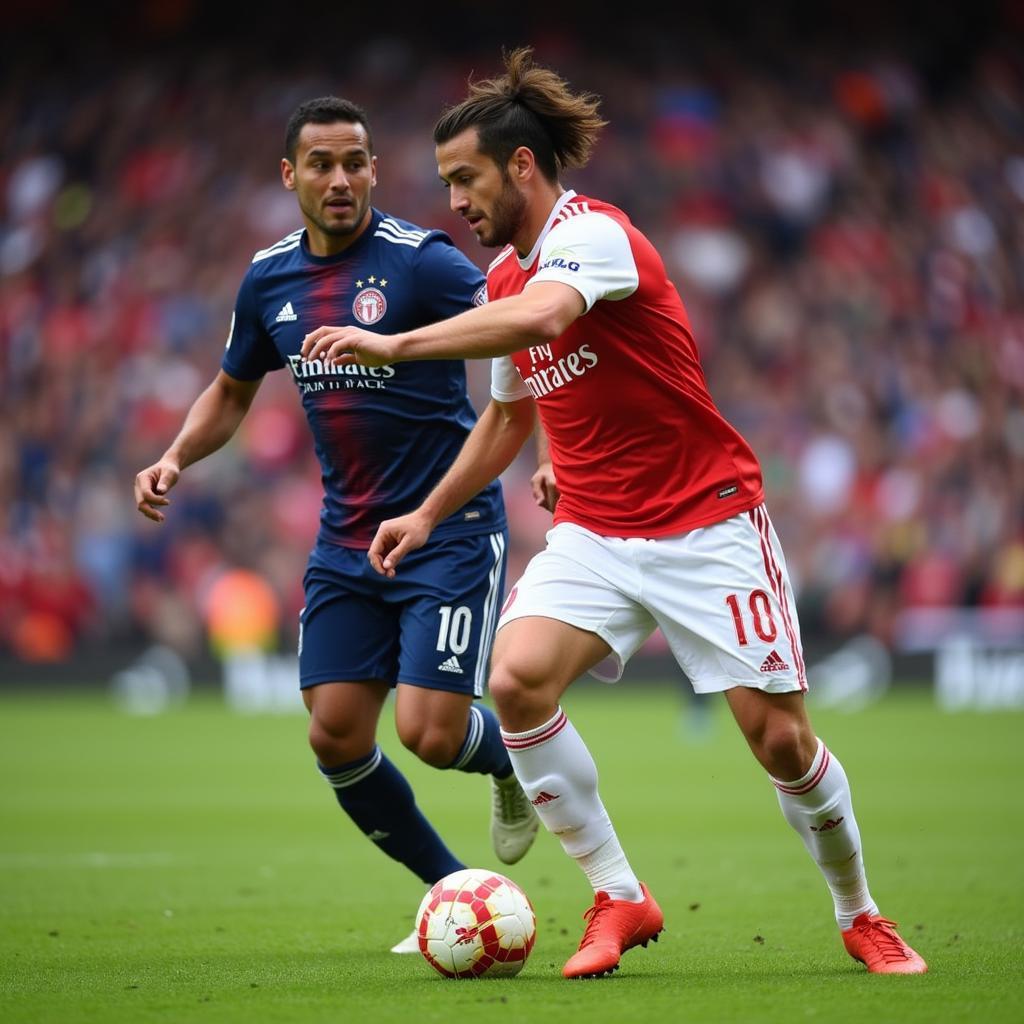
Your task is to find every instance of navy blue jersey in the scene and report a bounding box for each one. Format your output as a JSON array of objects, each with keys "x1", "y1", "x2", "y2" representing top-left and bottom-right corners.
[{"x1": 223, "y1": 210, "x2": 505, "y2": 548}]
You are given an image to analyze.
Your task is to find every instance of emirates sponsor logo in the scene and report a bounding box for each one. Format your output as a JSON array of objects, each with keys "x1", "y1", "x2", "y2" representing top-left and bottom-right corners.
[
  {"x1": 520, "y1": 342, "x2": 598, "y2": 399},
  {"x1": 286, "y1": 353, "x2": 395, "y2": 393}
]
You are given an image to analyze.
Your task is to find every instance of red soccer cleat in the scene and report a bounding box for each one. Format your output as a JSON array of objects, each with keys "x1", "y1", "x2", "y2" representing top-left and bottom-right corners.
[
  {"x1": 562, "y1": 883, "x2": 664, "y2": 979},
  {"x1": 842, "y1": 913, "x2": 928, "y2": 974}
]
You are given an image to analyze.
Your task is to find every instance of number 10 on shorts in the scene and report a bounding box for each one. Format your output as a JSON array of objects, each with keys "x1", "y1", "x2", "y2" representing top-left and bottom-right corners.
[
  {"x1": 436, "y1": 605, "x2": 473, "y2": 655},
  {"x1": 725, "y1": 590, "x2": 778, "y2": 646}
]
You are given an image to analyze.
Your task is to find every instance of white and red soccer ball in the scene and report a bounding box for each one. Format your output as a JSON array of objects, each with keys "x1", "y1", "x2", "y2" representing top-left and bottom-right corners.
[{"x1": 416, "y1": 868, "x2": 537, "y2": 978}]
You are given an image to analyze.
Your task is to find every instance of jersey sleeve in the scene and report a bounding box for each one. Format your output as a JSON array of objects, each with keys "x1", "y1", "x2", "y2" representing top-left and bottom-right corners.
[
  {"x1": 221, "y1": 271, "x2": 285, "y2": 380},
  {"x1": 527, "y1": 212, "x2": 639, "y2": 312},
  {"x1": 490, "y1": 355, "x2": 531, "y2": 402},
  {"x1": 414, "y1": 234, "x2": 487, "y2": 318}
]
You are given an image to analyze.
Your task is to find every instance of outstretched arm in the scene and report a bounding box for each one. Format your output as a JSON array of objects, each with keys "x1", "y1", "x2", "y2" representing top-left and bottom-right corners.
[
  {"x1": 368, "y1": 397, "x2": 535, "y2": 577},
  {"x1": 134, "y1": 370, "x2": 261, "y2": 523},
  {"x1": 300, "y1": 281, "x2": 585, "y2": 367}
]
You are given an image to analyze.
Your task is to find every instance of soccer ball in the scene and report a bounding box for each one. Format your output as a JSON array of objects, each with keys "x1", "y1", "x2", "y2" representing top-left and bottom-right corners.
[{"x1": 415, "y1": 868, "x2": 537, "y2": 978}]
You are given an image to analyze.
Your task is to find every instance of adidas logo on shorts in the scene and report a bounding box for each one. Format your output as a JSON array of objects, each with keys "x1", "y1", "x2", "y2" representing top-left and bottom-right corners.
[
  {"x1": 759, "y1": 649, "x2": 790, "y2": 673},
  {"x1": 437, "y1": 655, "x2": 463, "y2": 674}
]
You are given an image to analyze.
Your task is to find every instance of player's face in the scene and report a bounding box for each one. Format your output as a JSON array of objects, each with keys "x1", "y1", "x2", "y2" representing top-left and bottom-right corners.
[
  {"x1": 282, "y1": 121, "x2": 377, "y2": 252},
  {"x1": 437, "y1": 129, "x2": 527, "y2": 249}
]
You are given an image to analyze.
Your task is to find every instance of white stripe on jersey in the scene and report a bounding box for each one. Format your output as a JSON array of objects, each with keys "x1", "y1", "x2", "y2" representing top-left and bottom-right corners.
[
  {"x1": 257, "y1": 228, "x2": 303, "y2": 252},
  {"x1": 252, "y1": 229, "x2": 303, "y2": 263},
  {"x1": 488, "y1": 245, "x2": 516, "y2": 272},
  {"x1": 378, "y1": 217, "x2": 428, "y2": 241},
  {"x1": 373, "y1": 227, "x2": 423, "y2": 249}
]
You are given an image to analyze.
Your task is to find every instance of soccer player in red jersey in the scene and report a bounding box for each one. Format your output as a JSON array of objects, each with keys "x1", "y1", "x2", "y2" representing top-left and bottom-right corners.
[{"x1": 301, "y1": 51, "x2": 927, "y2": 979}]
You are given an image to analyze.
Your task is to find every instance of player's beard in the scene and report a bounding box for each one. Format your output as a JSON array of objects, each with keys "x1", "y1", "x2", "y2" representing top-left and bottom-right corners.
[
  {"x1": 300, "y1": 189, "x2": 369, "y2": 240},
  {"x1": 481, "y1": 172, "x2": 528, "y2": 248}
]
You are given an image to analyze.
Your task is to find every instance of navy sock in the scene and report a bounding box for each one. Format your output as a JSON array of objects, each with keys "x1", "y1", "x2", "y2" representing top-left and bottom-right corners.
[
  {"x1": 319, "y1": 746, "x2": 463, "y2": 885},
  {"x1": 447, "y1": 704, "x2": 514, "y2": 779}
]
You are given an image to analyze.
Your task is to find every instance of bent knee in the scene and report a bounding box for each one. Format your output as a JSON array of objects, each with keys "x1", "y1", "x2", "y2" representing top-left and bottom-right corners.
[
  {"x1": 487, "y1": 663, "x2": 520, "y2": 708},
  {"x1": 755, "y1": 718, "x2": 817, "y2": 778},
  {"x1": 488, "y1": 662, "x2": 534, "y2": 713},
  {"x1": 488, "y1": 660, "x2": 559, "y2": 729},
  {"x1": 308, "y1": 716, "x2": 372, "y2": 767},
  {"x1": 398, "y1": 724, "x2": 462, "y2": 768}
]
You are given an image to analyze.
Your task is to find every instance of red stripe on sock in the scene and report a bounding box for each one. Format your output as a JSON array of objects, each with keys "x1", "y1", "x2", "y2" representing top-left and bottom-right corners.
[
  {"x1": 502, "y1": 710, "x2": 568, "y2": 750},
  {"x1": 774, "y1": 746, "x2": 830, "y2": 795}
]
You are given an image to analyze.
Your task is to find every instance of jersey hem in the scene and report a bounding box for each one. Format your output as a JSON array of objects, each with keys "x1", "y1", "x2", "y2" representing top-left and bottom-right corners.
[
  {"x1": 553, "y1": 491, "x2": 765, "y2": 539},
  {"x1": 316, "y1": 517, "x2": 509, "y2": 550}
]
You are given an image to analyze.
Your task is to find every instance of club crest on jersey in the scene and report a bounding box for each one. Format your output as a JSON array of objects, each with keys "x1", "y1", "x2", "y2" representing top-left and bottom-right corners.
[{"x1": 353, "y1": 287, "x2": 387, "y2": 325}]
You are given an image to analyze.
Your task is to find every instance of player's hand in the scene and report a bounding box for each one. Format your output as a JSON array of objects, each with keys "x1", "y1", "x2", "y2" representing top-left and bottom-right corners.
[
  {"x1": 301, "y1": 325, "x2": 398, "y2": 368},
  {"x1": 134, "y1": 459, "x2": 181, "y2": 523},
  {"x1": 367, "y1": 512, "x2": 433, "y2": 578},
  {"x1": 531, "y1": 460, "x2": 559, "y2": 513}
]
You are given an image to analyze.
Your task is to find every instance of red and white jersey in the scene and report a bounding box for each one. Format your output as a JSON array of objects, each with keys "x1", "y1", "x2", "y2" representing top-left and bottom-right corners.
[{"x1": 489, "y1": 191, "x2": 764, "y2": 537}]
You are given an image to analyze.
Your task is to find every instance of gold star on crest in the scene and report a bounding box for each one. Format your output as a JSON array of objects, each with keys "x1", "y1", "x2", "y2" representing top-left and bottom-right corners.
[
  {"x1": 368, "y1": 275, "x2": 376, "y2": 284},
  {"x1": 355, "y1": 279, "x2": 364, "y2": 288},
  {"x1": 379, "y1": 278, "x2": 388, "y2": 287}
]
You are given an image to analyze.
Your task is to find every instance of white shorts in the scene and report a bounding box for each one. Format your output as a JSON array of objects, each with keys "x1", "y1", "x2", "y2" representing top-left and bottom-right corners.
[{"x1": 497, "y1": 504, "x2": 806, "y2": 694}]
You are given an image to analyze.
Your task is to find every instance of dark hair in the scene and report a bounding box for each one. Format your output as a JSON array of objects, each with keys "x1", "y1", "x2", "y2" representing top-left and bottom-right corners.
[
  {"x1": 433, "y1": 48, "x2": 606, "y2": 180},
  {"x1": 284, "y1": 96, "x2": 373, "y2": 161}
]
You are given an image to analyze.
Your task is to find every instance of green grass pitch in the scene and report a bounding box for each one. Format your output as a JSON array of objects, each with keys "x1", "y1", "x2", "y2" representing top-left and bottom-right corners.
[{"x1": 1, "y1": 684, "x2": 1022, "y2": 1023}]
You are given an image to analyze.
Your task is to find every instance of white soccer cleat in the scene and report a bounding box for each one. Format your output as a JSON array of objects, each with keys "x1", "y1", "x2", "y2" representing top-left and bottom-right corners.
[
  {"x1": 490, "y1": 773, "x2": 540, "y2": 865},
  {"x1": 390, "y1": 927, "x2": 420, "y2": 954}
]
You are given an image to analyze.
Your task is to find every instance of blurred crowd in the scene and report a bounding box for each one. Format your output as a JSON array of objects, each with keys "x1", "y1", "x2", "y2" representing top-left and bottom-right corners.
[{"x1": 2, "y1": 6, "x2": 1022, "y2": 672}]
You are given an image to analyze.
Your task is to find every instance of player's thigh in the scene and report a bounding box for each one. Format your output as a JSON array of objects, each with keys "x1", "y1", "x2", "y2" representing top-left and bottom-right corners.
[
  {"x1": 394, "y1": 530, "x2": 508, "y2": 699},
  {"x1": 645, "y1": 505, "x2": 807, "y2": 695},
  {"x1": 299, "y1": 551, "x2": 402, "y2": 688},
  {"x1": 491, "y1": 616, "x2": 613, "y2": 729},
  {"x1": 490, "y1": 615, "x2": 614, "y2": 709},
  {"x1": 497, "y1": 523, "x2": 656, "y2": 685}
]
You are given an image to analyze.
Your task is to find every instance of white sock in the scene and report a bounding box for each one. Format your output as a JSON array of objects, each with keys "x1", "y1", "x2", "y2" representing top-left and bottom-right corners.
[
  {"x1": 772, "y1": 739, "x2": 879, "y2": 930},
  {"x1": 502, "y1": 707, "x2": 642, "y2": 902}
]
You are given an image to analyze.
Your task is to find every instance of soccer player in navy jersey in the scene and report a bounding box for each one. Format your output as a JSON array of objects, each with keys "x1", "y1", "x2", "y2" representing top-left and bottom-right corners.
[{"x1": 133, "y1": 96, "x2": 539, "y2": 952}]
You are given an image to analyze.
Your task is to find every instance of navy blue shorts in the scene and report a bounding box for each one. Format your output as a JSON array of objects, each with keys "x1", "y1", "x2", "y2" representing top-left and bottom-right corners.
[{"x1": 299, "y1": 530, "x2": 508, "y2": 695}]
